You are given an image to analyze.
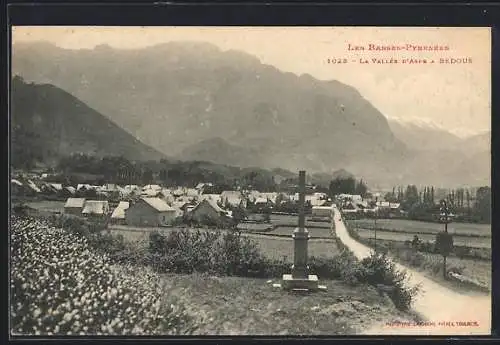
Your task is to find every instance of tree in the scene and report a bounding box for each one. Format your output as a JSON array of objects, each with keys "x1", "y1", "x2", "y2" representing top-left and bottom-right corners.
[
  {"x1": 355, "y1": 179, "x2": 368, "y2": 197},
  {"x1": 384, "y1": 191, "x2": 398, "y2": 203},
  {"x1": 231, "y1": 205, "x2": 248, "y2": 226},
  {"x1": 474, "y1": 186, "x2": 491, "y2": 223},
  {"x1": 142, "y1": 169, "x2": 153, "y2": 185},
  {"x1": 329, "y1": 176, "x2": 357, "y2": 196}
]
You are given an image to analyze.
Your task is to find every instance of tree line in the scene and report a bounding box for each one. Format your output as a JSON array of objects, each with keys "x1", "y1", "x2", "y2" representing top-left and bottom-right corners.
[
  {"x1": 385, "y1": 184, "x2": 491, "y2": 224},
  {"x1": 55, "y1": 154, "x2": 279, "y2": 192}
]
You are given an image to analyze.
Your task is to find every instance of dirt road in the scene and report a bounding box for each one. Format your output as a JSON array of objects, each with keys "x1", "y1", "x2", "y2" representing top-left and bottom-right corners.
[{"x1": 332, "y1": 207, "x2": 491, "y2": 335}]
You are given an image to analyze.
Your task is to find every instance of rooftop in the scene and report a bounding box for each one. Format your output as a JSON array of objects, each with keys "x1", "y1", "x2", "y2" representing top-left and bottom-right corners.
[
  {"x1": 111, "y1": 201, "x2": 130, "y2": 219},
  {"x1": 142, "y1": 197, "x2": 176, "y2": 212},
  {"x1": 82, "y1": 200, "x2": 109, "y2": 215},
  {"x1": 64, "y1": 198, "x2": 86, "y2": 208}
]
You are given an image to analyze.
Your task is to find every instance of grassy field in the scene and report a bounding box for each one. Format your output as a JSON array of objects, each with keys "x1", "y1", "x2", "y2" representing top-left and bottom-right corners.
[
  {"x1": 351, "y1": 219, "x2": 490, "y2": 238},
  {"x1": 392, "y1": 246, "x2": 491, "y2": 293},
  {"x1": 270, "y1": 214, "x2": 331, "y2": 229},
  {"x1": 352, "y1": 235, "x2": 491, "y2": 294},
  {"x1": 108, "y1": 226, "x2": 340, "y2": 263},
  {"x1": 160, "y1": 273, "x2": 417, "y2": 335},
  {"x1": 244, "y1": 234, "x2": 340, "y2": 261},
  {"x1": 355, "y1": 228, "x2": 490, "y2": 249},
  {"x1": 264, "y1": 226, "x2": 333, "y2": 239}
]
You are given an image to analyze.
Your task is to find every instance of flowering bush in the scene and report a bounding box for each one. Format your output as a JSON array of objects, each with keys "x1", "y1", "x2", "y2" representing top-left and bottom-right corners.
[{"x1": 10, "y1": 216, "x2": 199, "y2": 336}]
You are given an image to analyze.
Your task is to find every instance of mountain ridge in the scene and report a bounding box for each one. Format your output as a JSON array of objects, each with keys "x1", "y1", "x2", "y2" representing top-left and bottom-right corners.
[
  {"x1": 11, "y1": 41, "x2": 490, "y2": 188},
  {"x1": 10, "y1": 76, "x2": 166, "y2": 167}
]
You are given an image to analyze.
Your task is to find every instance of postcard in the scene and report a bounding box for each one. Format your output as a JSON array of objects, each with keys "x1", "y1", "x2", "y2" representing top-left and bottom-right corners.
[{"x1": 10, "y1": 26, "x2": 491, "y2": 336}]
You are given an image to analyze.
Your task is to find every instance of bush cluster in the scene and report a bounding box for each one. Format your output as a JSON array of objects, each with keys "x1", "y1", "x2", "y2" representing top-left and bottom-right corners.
[
  {"x1": 41, "y1": 212, "x2": 420, "y2": 312},
  {"x1": 148, "y1": 229, "x2": 274, "y2": 277},
  {"x1": 148, "y1": 228, "x2": 419, "y2": 310},
  {"x1": 10, "y1": 216, "x2": 199, "y2": 336},
  {"x1": 358, "y1": 254, "x2": 421, "y2": 310}
]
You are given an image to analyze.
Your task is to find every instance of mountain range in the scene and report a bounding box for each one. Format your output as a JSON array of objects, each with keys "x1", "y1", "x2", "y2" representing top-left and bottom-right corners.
[{"x1": 11, "y1": 41, "x2": 490, "y2": 188}]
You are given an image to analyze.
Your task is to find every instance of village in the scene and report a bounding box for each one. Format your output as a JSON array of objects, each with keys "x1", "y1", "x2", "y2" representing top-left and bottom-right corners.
[{"x1": 10, "y1": 168, "x2": 408, "y2": 231}]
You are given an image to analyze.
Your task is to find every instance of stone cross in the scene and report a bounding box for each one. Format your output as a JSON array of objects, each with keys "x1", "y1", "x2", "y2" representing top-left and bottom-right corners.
[
  {"x1": 279, "y1": 170, "x2": 326, "y2": 291},
  {"x1": 292, "y1": 170, "x2": 309, "y2": 279}
]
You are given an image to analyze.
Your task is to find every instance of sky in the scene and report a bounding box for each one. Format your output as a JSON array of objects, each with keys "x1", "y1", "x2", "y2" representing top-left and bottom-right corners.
[{"x1": 12, "y1": 26, "x2": 491, "y2": 138}]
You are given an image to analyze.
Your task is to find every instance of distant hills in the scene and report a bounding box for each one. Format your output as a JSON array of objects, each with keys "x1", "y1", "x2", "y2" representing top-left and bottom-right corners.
[
  {"x1": 387, "y1": 118, "x2": 489, "y2": 156},
  {"x1": 11, "y1": 76, "x2": 166, "y2": 167},
  {"x1": 11, "y1": 41, "x2": 490, "y2": 188}
]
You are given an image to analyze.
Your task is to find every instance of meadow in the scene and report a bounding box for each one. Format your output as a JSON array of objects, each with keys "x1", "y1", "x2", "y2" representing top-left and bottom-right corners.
[
  {"x1": 355, "y1": 228, "x2": 490, "y2": 249},
  {"x1": 107, "y1": 227, "x2": 340, "y2": 262},
  {"x1": 351, "y1": 219, "x2": 490, "y2": 238}
]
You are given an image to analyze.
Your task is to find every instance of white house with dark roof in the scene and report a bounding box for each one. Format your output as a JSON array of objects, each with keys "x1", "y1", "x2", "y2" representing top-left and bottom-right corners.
[
  {"x1": 125, "y1": 197, "x2": 177, "y2": 227},
  {"x1": 187, "y1": 199, "x2": 232, "y2": 225}
]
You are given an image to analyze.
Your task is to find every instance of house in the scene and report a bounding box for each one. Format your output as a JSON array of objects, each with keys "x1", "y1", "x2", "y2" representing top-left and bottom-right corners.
[
  {"x1": 82, "y1": 200, "x2": 110, "y2": 219},
  {"x1": 221, "y1": 191, "x2": 246, "y2": 208},
  {"x1": 186, "y1": 188, "x2": 200, "y2": 198},
  {"x1": 64, "y1": 198, "x2": 86, "y2": 215},
  {"x1": 200, "y1": 194, "x2": 222, "y2": 204},
  {"x1": 125, "y1": 197, "x2": 177, "y2": 227},
  {"x1": 26, "y1": 180, "x2": 41, "y2": 193},
  {"x1": 195, "y1": 183, "x2": 213, "y2": 193},
  {"x1": 311, "y1": 206, "x2": 333, "y2": 219},
  {"x1": 376, "y1": 201, "x2": 391, "y2": 209},
  {"x1": 172, "y1": 188, "x2": 185, "y2": 197},
  {"x1": 50, "y1": 183, "x2": 63, "y2": 192},
  {"x1": 77, "y1": 184, "x2": 92, "y2": 191},
  {"x1": 342, "y1": 202, "x2": 359, "y2": 214},
  {"x1": 254, "y1": 197, "x2": 269, "y2": 206},
  {"x1": 143, "y1": 184, "x2": 162, "y2": 191},
  {"x1": 124, "y1": 185, "x2": 140, "y2": 192},
  {"x1": 110, "y1": 201, "x2": 130, "y2": 225},
  {"x1": 188, "y1": 199, "x2": 232, "y2": 225},
  {"x1": 105, "y1": 184, "x2": 119, "y2": 192},
  {"x1": 390, "y1": 202, "x2": 401, "y2": 210},
  {"x1": 245, "y1": 190, "x2": 260, "y2": 203},
  {"x1": 338, "y1": 194, "x2": 363, "y2": 203},
  {"x1": 39, "y1": 182, "x2": 58, "y2": 195},
  {"x1": 141, "y1": 188, "x2": 160, "y2": 197},
  {"x1": 260, "y1": 192, "x2": 279, "y2": 204},
  {"x1": 64, "y1": 186, "x2": 76, "y2": 195}
]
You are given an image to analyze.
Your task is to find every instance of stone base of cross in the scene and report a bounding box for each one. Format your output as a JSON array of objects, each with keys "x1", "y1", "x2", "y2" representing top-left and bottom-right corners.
[{"x1": 279, "y1": 228, "x2": 326, "y2": 291}]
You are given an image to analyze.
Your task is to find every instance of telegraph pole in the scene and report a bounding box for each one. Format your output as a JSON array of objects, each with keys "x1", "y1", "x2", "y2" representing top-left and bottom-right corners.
[{"x1": 437, "y1": 199, "x2": 453, "y2": 280}]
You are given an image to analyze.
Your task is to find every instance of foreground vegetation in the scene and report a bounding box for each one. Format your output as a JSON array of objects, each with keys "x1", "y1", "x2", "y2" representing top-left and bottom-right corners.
[
  {"x1": 11, "y1": 207, "x2": 423, "y2": 335},
  {"x1": 10, "y1": 216, "x2": 199, "y2": 336}
]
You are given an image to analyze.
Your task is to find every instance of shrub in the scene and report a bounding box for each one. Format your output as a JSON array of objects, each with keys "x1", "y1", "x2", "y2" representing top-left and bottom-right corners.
[
  {"x1": 10, "y1": 216, "x2": 199, "y2": 335},
  {"x1": 357, "y1": 253, "x2": 421, "y2": 311}
]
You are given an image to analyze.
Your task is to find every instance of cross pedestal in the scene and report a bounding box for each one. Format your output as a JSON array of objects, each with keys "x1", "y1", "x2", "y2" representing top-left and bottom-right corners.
[{"x1": 281, "y1": 228, "x2": 322, "y2": 291}]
